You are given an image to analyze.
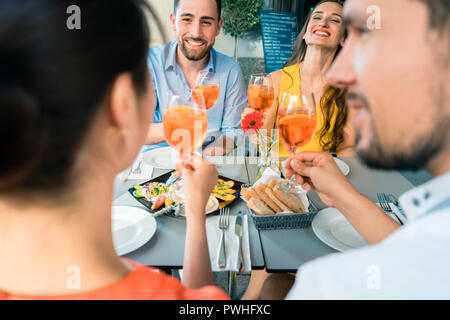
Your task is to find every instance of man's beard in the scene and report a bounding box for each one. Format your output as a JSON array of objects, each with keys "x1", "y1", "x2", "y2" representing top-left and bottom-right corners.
[
  {"x1": 356, "y1": 79, "x2": 449, "y2": 172},
  {"x1": 356, "y1": 116, "x2": 448, "y2": 172},
  {"x1": 179, "y1": 37, "x2": 213, "y2": 61}
]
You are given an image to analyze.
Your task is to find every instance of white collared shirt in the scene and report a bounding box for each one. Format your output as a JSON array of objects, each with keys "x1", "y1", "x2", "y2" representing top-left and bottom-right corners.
[{"x1": 286, "y1": 172, "x2": 450, "y2": 300}]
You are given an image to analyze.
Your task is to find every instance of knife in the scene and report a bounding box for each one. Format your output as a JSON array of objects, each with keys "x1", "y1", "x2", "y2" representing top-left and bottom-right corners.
[{"x1": 235, "y1": 214, "x2": 244, "y2": 272}]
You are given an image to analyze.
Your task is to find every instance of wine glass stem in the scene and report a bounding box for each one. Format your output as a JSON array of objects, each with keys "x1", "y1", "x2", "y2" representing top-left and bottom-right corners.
[
  {"x1": 180, "y1": 152, "x2": 195, "y2": 167},
  {"x1": 287, "y1": 147, "x2": 298, "y2": 185},
  {"x1": 174, "y1": 151, "x2": 195, "y2": 202}
]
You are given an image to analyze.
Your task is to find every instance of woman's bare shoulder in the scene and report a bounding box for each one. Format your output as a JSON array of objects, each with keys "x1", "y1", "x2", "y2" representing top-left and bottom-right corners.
[
  {"x1": 269, "y1": 70, "x2": 282, "y2": 90},
  {"x1": 269, "y1": 69, "x2": 282, "y2": 80}
]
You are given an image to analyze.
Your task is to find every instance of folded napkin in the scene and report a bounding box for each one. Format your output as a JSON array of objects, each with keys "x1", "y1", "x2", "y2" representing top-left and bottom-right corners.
[
  {"x1": 258, "y1": 167, "x2": 282, "y2": 181},
  {"x1": 257, "y1": 167, "x2": 307, "y2": 192},
  {"x1": 117, "y1": 154, "x2": 154, "y2": 181},
  {"x1": 206, "y1": 214, "x2": 251, "y2": 273}
]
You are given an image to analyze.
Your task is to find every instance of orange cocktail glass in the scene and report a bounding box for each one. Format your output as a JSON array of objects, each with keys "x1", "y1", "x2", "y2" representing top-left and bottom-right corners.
[
  {"x1": 163, "y1": 88, "x2": 208, "y2": 201},
  {"x1": 163, "y1": 105, "x2": 208, "y2": 155},
  {"x1": 248, "y1": 74, "x2": 274, "y2": 113},
  {"x1": 193, "y1": 71, "x2": 220, "y2": 110},
  {"x1": 248, "y1": 84, "x2": 274, "y2": 112},
  {"x1": 277, "y1": 92, "x2": 317, "y2": 192},
  {"x1": 193, "y1": 84, "x2": 219, "y2": 110},
  {"x1": 277, "y1": 111, "x2": 317, "y2": 149}
]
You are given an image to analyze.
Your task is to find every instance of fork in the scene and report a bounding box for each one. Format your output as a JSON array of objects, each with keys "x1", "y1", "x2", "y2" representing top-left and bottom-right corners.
[
  {"x1": 217, "y1": 208, "x2": 230, "y2": 268},
  {"x1": 124, "y1": 160, "x2": 143, "y2": 181},
  {"x1": 388, "y1": 193, "x2": 407, "y2": 218},
  {"x1": 132, "y1": 160, "x2": 143, "y2": 175},
  {"x1": 377, "y1": 193, "x2": 404, "y2": 225}
]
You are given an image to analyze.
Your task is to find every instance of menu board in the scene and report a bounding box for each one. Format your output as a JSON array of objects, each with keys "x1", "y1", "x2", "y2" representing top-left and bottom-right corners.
[{"x1": 260, "y1": 10, "x2": 298, "y2": 73}]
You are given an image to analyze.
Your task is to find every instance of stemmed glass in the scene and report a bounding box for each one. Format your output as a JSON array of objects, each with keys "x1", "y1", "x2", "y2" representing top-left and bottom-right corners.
[
  {"x1": 247, "y1": 74, "x2": 276, "y2": 163},
  {"x1": 248, "y1": 73, "x2": 274, "y2": 113},
  {"x1": 163, "y1": 88, "x2": 208, "y2": 201},
  {"x1": 277, "y1": 92, "x2": 317, "y2": 192},
  {"x1": 192, "y1": 71, "x2": 220, "y2": 110}
]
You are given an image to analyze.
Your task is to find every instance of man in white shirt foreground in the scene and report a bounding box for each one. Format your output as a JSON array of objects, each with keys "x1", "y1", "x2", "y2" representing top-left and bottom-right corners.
[{"x1": 263, "y1": 0, "x2": 450, "y2": 299}]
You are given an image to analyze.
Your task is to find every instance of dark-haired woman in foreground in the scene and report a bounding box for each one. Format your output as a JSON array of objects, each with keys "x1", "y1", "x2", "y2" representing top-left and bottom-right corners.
[{"x1": 0, "y1": 0, "x2": 227, "y2": 299}]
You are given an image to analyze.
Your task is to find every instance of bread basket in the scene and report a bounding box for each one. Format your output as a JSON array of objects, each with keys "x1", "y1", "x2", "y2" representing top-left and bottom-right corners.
[{"x1": 241, "y1": 183, "x2": 319, "y2": 230}]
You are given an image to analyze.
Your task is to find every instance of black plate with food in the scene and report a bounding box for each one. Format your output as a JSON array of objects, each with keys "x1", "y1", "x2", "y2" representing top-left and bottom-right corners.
[{"x1": 128, "y1": 170, "x2": 245, "y2": 217}]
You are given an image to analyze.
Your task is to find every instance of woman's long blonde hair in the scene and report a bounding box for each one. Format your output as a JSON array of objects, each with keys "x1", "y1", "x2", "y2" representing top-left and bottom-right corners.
[{"x1": 283, "y1": 0, "x2": 347, "y2": 153}]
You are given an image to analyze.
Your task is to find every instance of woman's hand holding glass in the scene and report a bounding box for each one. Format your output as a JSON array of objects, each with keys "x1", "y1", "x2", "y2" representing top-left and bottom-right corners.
[
  {"x1": 176, "y1": 154, "x2": 218, "y2": 217},
  {"x1": 163, "y1": 88, "x2": 208, "y2": 200}
]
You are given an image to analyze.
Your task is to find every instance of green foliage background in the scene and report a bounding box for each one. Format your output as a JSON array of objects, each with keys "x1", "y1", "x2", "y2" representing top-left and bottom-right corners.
[{"x1": 222, "y1": 0, "x2": 264, "y2": 38}]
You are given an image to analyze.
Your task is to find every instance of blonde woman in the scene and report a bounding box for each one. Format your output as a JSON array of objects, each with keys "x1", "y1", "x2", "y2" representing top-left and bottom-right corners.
[{"x1": 242, "y1": 0, "x2": 356, "y2": 299}]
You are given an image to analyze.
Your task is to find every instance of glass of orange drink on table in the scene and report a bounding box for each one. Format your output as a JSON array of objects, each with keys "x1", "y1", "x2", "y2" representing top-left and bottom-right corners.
[
  {"x1": 163, "y1": 88, "x2": 208, "y2": 200},
  {"x1": 277, "y1": 92, "x2": 317, "y2": 192},
  {"x1": 192, "y1": 71, "x2": 220, "y2": 110},
  {"x1": 248, "y1": 73, "x2": 274, "y2": 113}
]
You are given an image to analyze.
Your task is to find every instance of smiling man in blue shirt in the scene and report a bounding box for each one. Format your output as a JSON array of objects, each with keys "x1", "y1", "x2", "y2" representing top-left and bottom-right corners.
[{"x1": 144, "y1": 0, "x2": 247, "y2": 156}]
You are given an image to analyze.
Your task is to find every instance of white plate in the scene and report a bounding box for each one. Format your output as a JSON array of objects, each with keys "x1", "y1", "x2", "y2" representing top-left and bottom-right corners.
[
  {"x1": 178, "y1": 196, "x2": 219, "y2": 216},
  {"x1": 312, "y1": 207, "x2": 367, "y2": 252},
  {"x1": 142, "y1": 147, "x2": 177, "y2": 169},
  {"x1": 205, "y1": 196, "x2": 220, "y2": 214},
  {"x1": 281, "y1": 157, "x2": 350, "y2": 176},
  {"x1": 112, "y1": 206, "x2": 157, "y2": 255}
]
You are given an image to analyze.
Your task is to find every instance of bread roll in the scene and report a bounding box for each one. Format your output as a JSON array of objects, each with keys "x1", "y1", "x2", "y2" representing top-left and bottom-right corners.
[
  {"x1": 259, "y1": 183, "x2": 269, "y2": 189},
  {"x1": 265, "y1": 187, "x2": 292, "y2": 212},
  {"x1": 267, "y1": 179, "x2": 278, "y2": 189},
  {"x1": 241, "y1": 187, "x2": 250, "y2": 201},
  {"x1": 253, "y1": 185, "x2": 281, "y2": 213},
  {"x1": 256, "y1": 187, "x2": 282, "y2": 212},
  {"x1": 247, "y1": 188, "x2": 261, "y2": 201},
  {"x1": 274, "y1": 184, "x2": 307, "y2": 212},
  {"x1": 254, "y1": 185, "x2": 268, "y2": 200},
  {"x1": 247, "y1": 198, "x2": 275, "y2": 215}
]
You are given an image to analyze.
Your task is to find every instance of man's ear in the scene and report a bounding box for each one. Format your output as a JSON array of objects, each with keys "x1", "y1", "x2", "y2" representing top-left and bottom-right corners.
[
  {"x1": 217, "y1": 18, "x2": 224, "y2": 35},
  {"x1": 108, "y1": 73, "x2": 135, "y2": 130},
  {"x1": 170, "y1": 12, "x2": 177, "y2": 32}
]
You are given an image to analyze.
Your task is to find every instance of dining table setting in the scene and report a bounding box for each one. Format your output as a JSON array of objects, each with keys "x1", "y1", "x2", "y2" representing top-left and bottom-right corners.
[
  {"x1": 112, "y1": 143, "x2": 266, "y2": 274},
  {"x1": 109, "y1": 72, "x2": 415, "y2": 296},
  {"x1": 111, "y1": 141, "x2": 414, "y2": 279}
]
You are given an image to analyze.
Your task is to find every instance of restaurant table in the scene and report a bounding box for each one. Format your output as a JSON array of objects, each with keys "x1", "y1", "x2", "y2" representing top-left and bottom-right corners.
[
  {"x1": 246, "y1": 157, "x2": 416, "y2": 273},
  {"x1": 112, "y1": 159, "x2": 265, "y2": 271}
]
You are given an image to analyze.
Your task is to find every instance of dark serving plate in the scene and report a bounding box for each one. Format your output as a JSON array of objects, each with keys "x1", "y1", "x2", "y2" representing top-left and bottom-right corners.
[{"x1": 128, "y1": 170, "x2": 245, "y2": 217}]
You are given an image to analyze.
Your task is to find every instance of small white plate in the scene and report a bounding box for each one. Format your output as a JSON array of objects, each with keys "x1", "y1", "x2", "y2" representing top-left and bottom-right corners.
[
  {"x1": 178, "y1": 196, "x2": 219, "y2": 216},
  {"x1": 112, "y1": 206, "x2": 157, "y2": 255},
  {"x1": 312, "y1": 207, "x2": 367, "y2": 252},
  {"x1": 281, "y1": 157, "x2": 350, "y2": 176},
  {"x1": 205, "y1": 196, "x2": 220, "y2": 214},
  {"x1": 142, "y1": 147, "x2": 177, "y2": 169}
]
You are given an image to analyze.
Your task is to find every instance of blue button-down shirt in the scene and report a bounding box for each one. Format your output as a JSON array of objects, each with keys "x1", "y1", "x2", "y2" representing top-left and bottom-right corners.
[{"x1": 142, "y1": 40, "x2": 247, "y2": 152}]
